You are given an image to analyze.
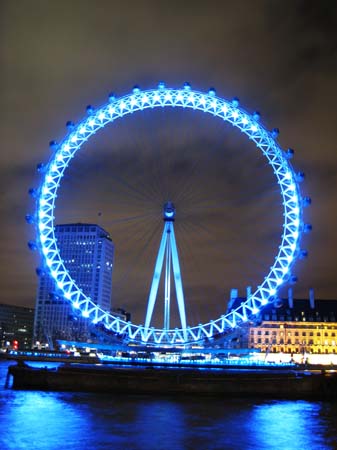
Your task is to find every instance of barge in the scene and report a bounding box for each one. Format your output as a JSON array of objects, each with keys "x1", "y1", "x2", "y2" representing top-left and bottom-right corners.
[{"x1": 7, "y1": 361, "x2": 337, "y2": 399}]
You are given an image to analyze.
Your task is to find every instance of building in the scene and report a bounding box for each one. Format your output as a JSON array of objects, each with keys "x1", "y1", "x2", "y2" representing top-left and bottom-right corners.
[
  {"x1": 0, "y1": 303, "x2": 34, "y2": 350},
  {"x1": 227, "y1": 288, "x2": 337, "y2": 357},
  {"x1": 249, "y1": 289, "x2": 337, "y2": 355},
  {"x1": 33, "y1": 223, "x2": 114, "y2": 345}
]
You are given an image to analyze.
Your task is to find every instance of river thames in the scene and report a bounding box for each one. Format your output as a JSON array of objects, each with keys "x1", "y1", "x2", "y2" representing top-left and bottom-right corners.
[{"x1": 1, "y1": 360, "x2": 336, "y2": 449}]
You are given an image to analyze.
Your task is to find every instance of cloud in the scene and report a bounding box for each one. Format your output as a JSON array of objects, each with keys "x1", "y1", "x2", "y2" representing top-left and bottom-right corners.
[{"x1": 1, "y1": 1, "x2": 336, "y2": 325}]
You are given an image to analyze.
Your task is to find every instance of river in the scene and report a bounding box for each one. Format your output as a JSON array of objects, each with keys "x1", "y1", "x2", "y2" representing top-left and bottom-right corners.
[{"x1": 0, "y1": 360, "x2": 336, "y2": 449}]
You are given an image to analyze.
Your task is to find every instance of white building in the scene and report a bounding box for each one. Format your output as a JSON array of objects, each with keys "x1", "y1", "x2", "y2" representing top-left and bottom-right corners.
[{"x1": 33, "y1": 223, "x2": 114, "y2": 345}]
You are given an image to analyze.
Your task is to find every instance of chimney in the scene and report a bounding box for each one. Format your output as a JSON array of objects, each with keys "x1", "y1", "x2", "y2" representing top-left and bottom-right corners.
[
  {"x1": 246, "y1": 286, "x2": 252, "y2": 299},
  {"x1": 227, "y1": 288, "x2": 238, "y2": 312},
  {"x1": 309, "y1": 288, "x2": 315, "y2": 309},
  {"x1": 288, "y1": 287, "x2": 294, "y2": 309}
]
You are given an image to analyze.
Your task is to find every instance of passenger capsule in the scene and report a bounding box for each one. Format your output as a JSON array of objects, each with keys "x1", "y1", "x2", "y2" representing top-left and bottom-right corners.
[
  {"x1": 296, "y1": 172, "x2": 305, "y2": 182},
  {"x1": 299, "y1": 249, "x2": 308, "y2": 259},
  {"x1": 286, "y1": 148, "x2": 294, "y2": 159},
  {"x1": 49, "y1": 140, "x2": 59, "y2": 151},
  {"x1": 302, "y1": 196, "x2": 311, "y2": 207},
  {"x1": 28, "y1": 188, "x2": 38, "y2": 198},
  {"x1": 25, "y1": 214, "x2": 35, "y2": 224},
  {"x1": 132, "y1": 85, "x2": 140, "y2": 94},
  {"x1": 253, "y1": 111, "x2": 260, "y2": 121},
  {"x1": 28, "y1": 240, "x2": 38, "y2": 251},
  {"x1": 108, "y1": 92, "x2": 115, "y2": 102},
  {"x1": 35, "y1": 267, "x2": 46, "y2": 277},
  {"x1": 303, "y1": 223, "x2": 312, "y2": 233},
  {"x1": 66, "y1": 121, "x2": 75, "y2": 130},
  {"x1": 271, "y1": 128, "x2": 279, "y2": 138},
  {"x1": 86, "y1": 105, "x2": 94, "y2": 115},
  {"x1": 232, "y1": 97, "x2": 239, "y2": 107},
  {"x1": 290, "y1": 275, "x2": 298, "y2": 284},
  {"x1": 36, "y1": 163, "x2": 45, "y2": 173},
  {"x1": 208, "y1": 87, "x2": 216, "y2": 96}
]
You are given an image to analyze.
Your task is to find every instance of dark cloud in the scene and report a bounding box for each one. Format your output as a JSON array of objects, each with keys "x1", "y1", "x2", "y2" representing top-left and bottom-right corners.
[{"x1": 1, "y1": 1, "x2": 337, "y2": 326}]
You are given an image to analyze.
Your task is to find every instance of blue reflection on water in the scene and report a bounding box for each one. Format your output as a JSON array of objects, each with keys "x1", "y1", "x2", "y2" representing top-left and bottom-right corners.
[
  {"x1": 1, "y1": 361, "x2": 337, "y2": 450},
  {"x1": 249, "y1": 401, "x2": 335, "y2": 450}
]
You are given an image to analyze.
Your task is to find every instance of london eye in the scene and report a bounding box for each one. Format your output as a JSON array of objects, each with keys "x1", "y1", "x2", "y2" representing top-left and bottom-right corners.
[{"x1": 28, "y1": 83, "x2": 310, "y2": 346}]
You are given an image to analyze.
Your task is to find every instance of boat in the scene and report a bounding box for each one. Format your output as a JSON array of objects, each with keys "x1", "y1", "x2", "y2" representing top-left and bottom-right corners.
[
  {"x1": 1, "y1": 349, "x2": 100, "y2": 364},
  {"x1": 7, "y1": 361, "x2": 337, "y2": 399}
]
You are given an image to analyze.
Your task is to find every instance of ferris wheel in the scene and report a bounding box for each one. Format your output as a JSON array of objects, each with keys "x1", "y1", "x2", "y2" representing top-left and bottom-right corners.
[{"x1": 27, "y1": 82, "x2": 311, "y2": 346}]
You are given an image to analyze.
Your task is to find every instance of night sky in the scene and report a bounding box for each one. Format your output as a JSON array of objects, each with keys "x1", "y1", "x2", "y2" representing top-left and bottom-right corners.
[{"x1": 1, "y1": 1, "x2": 337, "y2": 327}]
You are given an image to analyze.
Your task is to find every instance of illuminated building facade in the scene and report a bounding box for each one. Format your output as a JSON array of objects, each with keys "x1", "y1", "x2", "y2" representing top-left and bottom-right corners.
[
  {"x1": 0, "y1": 303, "x2": 34, "y2": 349},
  {"x1": 248, "y1": 290, "x2": 337, "y2": 355},
  {"x1": 33, "y1": 223, "x2": 114, "y2": 345}
]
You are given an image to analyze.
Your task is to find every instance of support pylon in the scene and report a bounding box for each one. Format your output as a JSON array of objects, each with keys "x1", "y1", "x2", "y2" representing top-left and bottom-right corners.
[{"x1": 144, "y1": 202, "x2": 187, "y2": 332}]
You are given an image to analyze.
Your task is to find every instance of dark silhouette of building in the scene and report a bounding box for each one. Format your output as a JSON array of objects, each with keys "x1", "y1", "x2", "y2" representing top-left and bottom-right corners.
[{"x1": 0, "y1": 303, "x2": 34, "y2": 349}]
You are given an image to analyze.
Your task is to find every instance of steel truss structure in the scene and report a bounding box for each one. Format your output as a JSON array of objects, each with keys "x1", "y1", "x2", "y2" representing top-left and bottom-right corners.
[
  {"x1": 29, "y1": 82, "x2": 310, "y2": 346},
  {"x1": 145, "y1": 202, "x2": 187, "y2": 335}
]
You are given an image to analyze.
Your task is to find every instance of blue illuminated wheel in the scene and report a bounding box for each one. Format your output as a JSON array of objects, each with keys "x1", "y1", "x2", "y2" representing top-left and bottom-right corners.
[{"x1": 31, "y1": 82, "x2": 308, "y2": 346}]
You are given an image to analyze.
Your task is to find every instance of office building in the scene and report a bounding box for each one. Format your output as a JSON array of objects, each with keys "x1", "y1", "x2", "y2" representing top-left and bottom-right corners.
[
  {"x1": 0, "y1": 303, "x2": 34, "y2": 349},
  {"x1": 33, "y1": 223, "x2": 114, "y2": 345}
]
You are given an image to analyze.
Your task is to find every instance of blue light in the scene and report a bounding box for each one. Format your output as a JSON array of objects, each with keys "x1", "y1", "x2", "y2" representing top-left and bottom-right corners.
[
  {"x1": 33, "y1": 85, "x2": 306, "y2": 346},
  {"x1": 188, "y1": 94, "x2": 195, "y2": 103},
  {"x1": 253, "y1": 111, "x2": 260, "y2": 121},
  {"x1": 141, "y1": 94, "x2": 149, "y2": 104},
  {"x1": 199, "y1": 96, "x2": 206, "y2": 105}
]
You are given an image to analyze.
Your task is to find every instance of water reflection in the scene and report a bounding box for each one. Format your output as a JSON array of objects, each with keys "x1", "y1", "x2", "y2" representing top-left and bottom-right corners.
[
  {"x1": 1, "y1": 361, "x2": 337, "y2": 450},
  {"x1": 249, "y1": 401, "x2": 333, "y2": 450}
]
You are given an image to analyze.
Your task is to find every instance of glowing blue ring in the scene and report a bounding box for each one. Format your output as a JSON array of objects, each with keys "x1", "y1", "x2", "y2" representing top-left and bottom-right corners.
[{"x1": 36, "y1": 85, "x2": 304, "y2": 345}]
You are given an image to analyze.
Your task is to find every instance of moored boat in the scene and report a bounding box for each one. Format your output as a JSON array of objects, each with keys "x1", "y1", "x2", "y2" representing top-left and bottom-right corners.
[{"x1": 7, "y1": 361, "x2": 337, "y2": 399}]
